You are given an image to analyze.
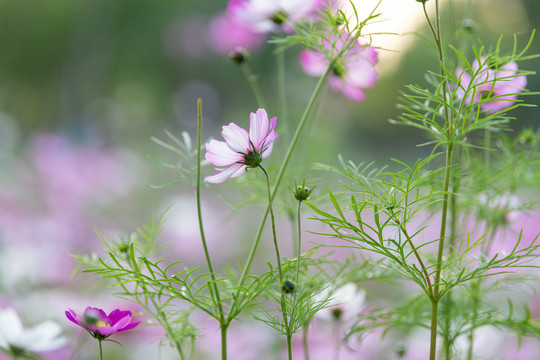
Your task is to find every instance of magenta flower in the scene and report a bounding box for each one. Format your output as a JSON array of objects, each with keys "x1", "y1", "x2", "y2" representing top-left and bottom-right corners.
[
  {"x1": 65, "y1": 307, "x2": 140, "y2": 340},
  {"x1": 299, "y1": 33, "x2": 379, "y2": 102},
  {"x1": 228, "y1": 0, "x2": 325, "y2": 34},
  {"x1": 205, "y1": 108, "x2": 278, "y2": 183},
  {"x1": 456, "y1": 57, "x2": 527, "y2": 113}
]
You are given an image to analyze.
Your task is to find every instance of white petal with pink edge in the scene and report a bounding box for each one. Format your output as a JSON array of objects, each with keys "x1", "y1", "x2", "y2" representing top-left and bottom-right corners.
[
  {"x1": 221, "y1": 123, "x2": 250, "y2": 153},
  {"x1": 206, "y1": 139, "x2": 244, "y2": 166}
]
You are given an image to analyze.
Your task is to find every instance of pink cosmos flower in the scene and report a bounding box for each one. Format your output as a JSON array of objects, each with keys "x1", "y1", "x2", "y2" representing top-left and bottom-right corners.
[
  {"x1": 205, "y1": 108, "x2": 278, "y2": 183},
  {"x1": 65, "y1": 307, "x2": 140, "y2": 340},
  {"x1": 456, "y1": 57, "x2": 527, "y2": 114},
  {"x1": 206, "y1": 12, "x2": 267, "y2": 55},
  {"x1": 299, "y1": 33, "x2": 379, "y2": 102},
  {"x1": 228, "y1": 0, "x2": 325, "y2": 34}
]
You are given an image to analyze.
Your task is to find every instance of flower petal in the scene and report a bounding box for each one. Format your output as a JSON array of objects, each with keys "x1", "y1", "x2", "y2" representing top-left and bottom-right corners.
[
  {"x1": 206, "y1": 139, "x2": 245, "y2": 167},
  {"x1": 205, "y1": 163, "x2": 246, "y2": 183},
  {"x1": 22, "y1": 321, "x2": 66, "y2": 352},
  {"x1": 107, "y1": 309, "x2": 132, "y2": 326},
  {"x1": 221, "y1": 123, "x2": 250, "y2": 153},
  {"x1": 249, "y1": 108, "x2": 270, "y2": 150},
  {"x1": 299, "y1": 50, "x2": 328, "y2": 77},
  {"x1": 0, "y1": 308, "x2": 24, "y2": 343}
]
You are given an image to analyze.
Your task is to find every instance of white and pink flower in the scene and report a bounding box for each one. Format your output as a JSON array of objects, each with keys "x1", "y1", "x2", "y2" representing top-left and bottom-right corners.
[
  {"x1": 299, "y1": 33, "x2": 379, "y2": 102},
  {"x1": 228, "y1": 0, "x2": 326, "y2": 34},
  {"x1": 205, "y1": 108, "x2": 278, "y2": 183}
]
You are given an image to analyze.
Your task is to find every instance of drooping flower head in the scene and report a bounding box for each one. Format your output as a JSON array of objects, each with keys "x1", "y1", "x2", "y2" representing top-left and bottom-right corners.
[
  {"x1": 0, "y1": 308, "x2": 66, "y2": 358},
  {"x1": 228, "y1": 0, "x2": 326, "y2": 34},
  {"x1": 205, "y1": 108, "x2": 278, "y2": 184},
  {"x1": 65, "y1": 307, "x2": 140, "y2": 341},
  {"x1": 456, "y1": 57, "x2": 527, "y2": 114},
  {"x1": 299, "y1": 33, "x2": 379, "y2": 102}
]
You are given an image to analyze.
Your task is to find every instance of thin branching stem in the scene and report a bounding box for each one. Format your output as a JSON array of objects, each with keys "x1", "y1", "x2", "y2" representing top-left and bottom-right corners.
[
  {"x1": 421, "y1": 1, "x2": 456, "y2": 358},
  {"x1": 395, "y1": 218, "x2": 434, "y2": 296},
  {"x1": 195, "y1": 99, "x2": 227, "y2": 360},
  {"x1": 259, "y1": 165, "x2": 293, "y2": 360}
]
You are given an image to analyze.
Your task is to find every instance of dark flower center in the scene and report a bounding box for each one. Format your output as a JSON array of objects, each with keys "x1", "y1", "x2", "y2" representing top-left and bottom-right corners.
[{"x1": 270, "y1": 10, "x2": 288, "y2": 24}]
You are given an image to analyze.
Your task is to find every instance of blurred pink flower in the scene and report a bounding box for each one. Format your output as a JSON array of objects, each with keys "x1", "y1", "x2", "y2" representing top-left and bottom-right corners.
[
  {"x1": 205, "y1": 108, "x2": 278, "y2": 183},
  {"x1": 65, "y1": 307, "x2": 140, "y2": 340},
  {"x1": 299, "y1": 33, "x2": 379, "y2": 102},
  {"x1": 207, "y1": 12, "x2": 267, "y2": 55},
  {"x1": 456, "y1": 57, "x2": 527, "y2": 114},
  {"x1": 228, "y1": 0, "x2": 325, "y2": 33}
]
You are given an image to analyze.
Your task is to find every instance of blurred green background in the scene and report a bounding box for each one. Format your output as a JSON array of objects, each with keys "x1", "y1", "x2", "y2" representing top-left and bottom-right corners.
[{"x1": 0, "y1": 0, "x2": 538, "y2": 163}]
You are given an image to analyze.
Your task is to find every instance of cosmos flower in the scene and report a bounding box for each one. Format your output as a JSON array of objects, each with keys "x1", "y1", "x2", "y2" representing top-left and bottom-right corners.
[
  {"x1": 0, "y1": 308, "x2": 66, "y2": 358},
  {"x1": 65, "y1": 307, "x2": 140, "y2": 340},
  {"x1": 205, "y1": 108, "x2": 278, "y2": 183},
  {"x1": 315, "y1": 283, "x2": 366, "y2": 321},
  {"x1": 228, "y1": 0, "x2": 325, "y2": 34},
  {"x1": 206, "y1": 12, "x2": 267, "y2": 55},
  {"x1": 299, "y1": 33, "x2": 379, "y2": 102},
  {"x1": 456, "y1": 57, "x2": 527, "y2": 114}
]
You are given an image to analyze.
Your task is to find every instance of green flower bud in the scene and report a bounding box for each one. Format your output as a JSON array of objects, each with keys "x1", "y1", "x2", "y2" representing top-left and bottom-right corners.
[
  {"x1": 293, "y1": 182, "x2": 313, "y2": 201},
  {"x1": 282, "y1": 280, "x2": 295, "y2": 294}
]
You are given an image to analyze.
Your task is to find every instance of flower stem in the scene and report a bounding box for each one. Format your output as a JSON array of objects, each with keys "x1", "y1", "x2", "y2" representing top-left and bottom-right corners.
[
  {"x1": 296, "y1": 200, "x2": 303, "y2": 284},
  {"x1": 196, "y1": 99, "x2": 227, "y2": 359},
  {"x1": 98, "y1": 339, "x2": 104, "y2": 360},
  {"x1": 421, "y1": 1, "x2": 455, "y2": 358},
  {"x1": 241, "y1": 62, "x2": 266, "y2": 108},
  {"x1": 332, "y1": 319, "x2": 341, "y2": 360},
  {"x1": 237, "y1": 64, "x2": 333, "y2": 288},
  {"x1": 259, "y1": 165, "x2": 293, "y2": 360},
  {"x1": 303, "y1": 322, "x2": 310, "y2": 360}
]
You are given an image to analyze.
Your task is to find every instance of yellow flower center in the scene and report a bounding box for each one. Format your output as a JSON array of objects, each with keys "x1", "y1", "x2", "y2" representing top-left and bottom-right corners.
[{"x1": 96, "y1": 321, "x2": 110, "y2": 328}]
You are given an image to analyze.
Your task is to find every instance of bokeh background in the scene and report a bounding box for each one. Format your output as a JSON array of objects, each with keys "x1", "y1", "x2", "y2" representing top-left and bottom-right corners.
[{"x1": 0, "y1": 0, "x2": 539, "y2": 359}]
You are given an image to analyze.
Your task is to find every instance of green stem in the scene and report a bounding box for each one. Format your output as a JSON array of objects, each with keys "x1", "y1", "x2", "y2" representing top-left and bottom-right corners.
[
  {"x1": 466, "y1": 280, "x2": 480, "y2": 360},
  {"x1": 259, "y1": 165, "x2": 284, "y2": 282},
  {"x1": 241, "y1": 62, "x2": 266, "y2": 108},
  {"x1": 259, "y1": 165, "x2": 292, "y2": 360},
  {"x1": 98, "y1": 339, "x2": 104, "y2": 360},
  {"x1": 430, "y1": 300, "x2": 439, "y2": 360},
  {"x1": 444, "y1": 147, "x2": 462, "y2": 360},
  {"x1": 236, "y1": 64, "x2": 333, "y2": 289},
  {"x1": 303, "y1": 322, "x2": 310, "y2": 360},
  {"x1": 431, "y1": 142, "x2": 454, "y2": 360},
  {"x1": 422, "y1": 2, "x2": 455, "y2": 359},
  {"x1": 196, "y1": 99, "x2": 227, "y2": 359},
  {"x1": 221, "y1": 324, "x2": 228, "y2": 360},
  {"x1": 296, "y1": 200, "x2": 303, "y2": 284}
]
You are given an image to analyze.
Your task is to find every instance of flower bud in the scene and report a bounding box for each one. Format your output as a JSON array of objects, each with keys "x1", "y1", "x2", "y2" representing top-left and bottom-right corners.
[
  {"x1": 228, "y1": 47, "x2": 249, "y2": 65},
  {"x1": 118, "y1": 241, "x2": 130, "y2": 253},
  {"x1": 282, "y1": 280, "x2": 295, "y2": 294},
  {"x1": 462, "y1": 18, "x2": 476, "y2": 32},
  {"x1": 293, "y1": 183, "x2": 312, "y2": 201},
  {"x1": 415, "y1": 0, "x2": 428, "y2": 3}
]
